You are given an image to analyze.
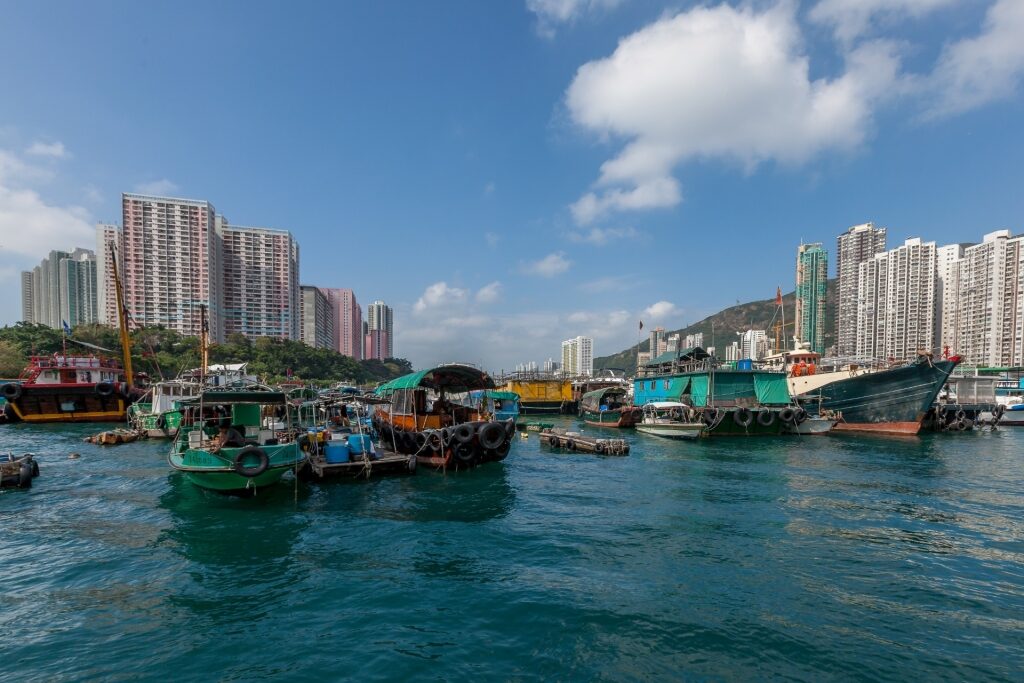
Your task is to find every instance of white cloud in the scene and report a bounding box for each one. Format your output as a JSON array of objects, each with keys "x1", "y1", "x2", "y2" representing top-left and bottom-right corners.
[
  {"x1": 566, "y1": 3, "x2": 901, "y2": 223},
  {"x1": 476, "y1": 281, "x2": 502, "y2": 303},
  {"x1": 526, "y1": 0, "x2": 623, "y2": 37},
  {"x1": 522, "y1": 251, "x2": 571, "y2": 277},
  {"x1": 924, "y1": 0, "x2": 1024, "y2": 118},
  {"x1": 642, "y1": 300, "x2": 678, "y2": 321},
  {"x1": 134, "y1": 178, "x2": 179, "y2": 196},
  {"x1": 567, "y1": 225, "x2": 638, "y2": 245},
  {"x1": 26, "y1": 141, "x2": 68, "y2": 158},
  {"x1": 809, "y1": 0, "x2": 958, "y2": 45},
  {"x1": 413, "y1": 281, "x2": 467, "y2": 314}
]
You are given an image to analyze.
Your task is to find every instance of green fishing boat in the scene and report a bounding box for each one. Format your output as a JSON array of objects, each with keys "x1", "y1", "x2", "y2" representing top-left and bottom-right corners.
[{"x1": 168, "y1": 388, "x2": 306, "y2": 494}]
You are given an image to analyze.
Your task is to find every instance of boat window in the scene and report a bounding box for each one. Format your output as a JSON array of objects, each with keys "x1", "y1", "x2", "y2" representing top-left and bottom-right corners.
[
  {"x1": 649, "y1": 381, "x2": 655, "y2": 390},
  {"x1": 663, "y1": 380, "x2": 670, "y2": 390}
]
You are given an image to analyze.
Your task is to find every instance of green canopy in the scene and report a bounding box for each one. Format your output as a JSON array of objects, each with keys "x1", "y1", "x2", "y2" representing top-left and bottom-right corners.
[
  {"x1": 485, "y1": 391, "x2": 520, "y2": 402},
  {"x1": 376, "y1": 364, "x2": 495, "y2": 395},
  {"x1": 753, "y1": 373, "x2": 791, "y2": 405},
  {"x1": 689, "y1": 374, "x2": 709, "y2": 407}
]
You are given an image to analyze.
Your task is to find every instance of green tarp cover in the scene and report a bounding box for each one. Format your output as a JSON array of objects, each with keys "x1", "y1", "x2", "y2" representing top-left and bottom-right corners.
[
  {"x1": 183, "y1": 391, "x2": 287, "y2": 405},
  {"x1": 689, "y1": 374, "x2": 708, "y2": 407},
  {"x1": 753, "y1": 373, "x2": 792, "y2": 405},
  {"x1": 708, "y1": 372, "x2": 756, "y2": 404},
  {"x1": 676, "y1": 376, "x2": 691, "y2": 397},
  {"x1": 486, "y1": 391, "x2": 520, "y2": 401},
  {"x1": 581, "y1": 387, "x2": 627, "y2": 410},
  {"x1": 376, "y1": 364, "x2": 495, "y2": 395}
]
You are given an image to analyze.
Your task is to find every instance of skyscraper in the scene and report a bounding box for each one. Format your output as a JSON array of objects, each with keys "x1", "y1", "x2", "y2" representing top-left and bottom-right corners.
[
  {"x1": 20, "y1": 248, "x2": 98, "y2": 329},
  {"x1": 364, "y1": 299, "x2": 394, "y2": 360},
  {"x1": 299, "y1": 286, "x2": 334, "y2": 349},
  {"x1": 648, "y1": 327, "x2": 666, "y2": 357},
  {"x1": 96, "y1": 223, "x2": 122, "y2": 326},
  {"x1": 121, "y1": 193, "x2": 224, "y2": 341},
  {"x1": 218, "y1": 219, "x2": 300, "y2": 340},
  {"x1": 954, "y1": 230, "x2": 1024, "y2": 367},
  {"x1": 935, "y1": 243, "x2": 971, "y2": 355},
  {"x1": 795, "y1": 242, "x2": 828, "y2": 354},
  {"x1": 323, "y1": 288, "x2": 362, "y2": 359},
  {"x1": 20, "y1": 271, "x2": 34, "y2": 324},
  {"x1": 837, "y1": 222, "x2": 886, "y2": 356},
  {"x1": 561, "y1": 336, "x2": 594, "y2": 376}
]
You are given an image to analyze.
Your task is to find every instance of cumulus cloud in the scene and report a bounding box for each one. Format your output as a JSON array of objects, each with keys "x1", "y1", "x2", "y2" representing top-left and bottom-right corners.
[
  {"x1": 413, "y1": 281, "x2": 467, "y2": 313},
  {"x1": 924, "y1": 0, "x2": 1024, "y2": 118},
  {"x1": 566, "y1": 2, "x2": 901, "y2": 223},
  {"x1": 567, "y1": 225, "x2": 638, "y2": 246},
  {"x1": 642, "y1": 300, "x2": 678, "y2": 321},
  {"x1": 809, "y1": 0, "x2": 958, "y2": 45},
  {"x1": 134, "y1": 178, "x2": 179, "y2": 196},
  {"x1": 526, "y1": 0, "x2": 623, "y2": 37},
  {"x1": 26, "y1": 141, "x2": 68, "y2": 158},
  {"x1": 475, "y1": 281, "x2": 502, "y2": 303},
  {"x1": 522, "y1": 251, "x2": 571, "y2": 277}
]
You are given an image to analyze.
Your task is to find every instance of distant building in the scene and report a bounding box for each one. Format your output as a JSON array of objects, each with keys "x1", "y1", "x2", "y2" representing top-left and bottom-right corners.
[
  {"x1": 666, "y1": 333, "x2": 680, "y2": 353},
  {"x1": 218, "y1": 219, "x2": 300, "y2": 340},
  {"x1": 299, "y1": 286, "x2": 334, "y2": 349},
  {"x1": 795, "y1": 242, "x2": 828, "y2": 354},
  {"x1": 323, "y1": 288, "x2": 362, "y2": 359},
  {"x1": 561, "y1": 336, "x2": 594, "y2": 375},
  {"x1": 738, "y1": 329, "x2": 767, "y2": 360},
  {"x1": 954, "y1": 230, "x2": 1024, "y2": 367},
  {"x1": 95, "y1": 223, "x2": 122, "y2": 326},
  {"x1": 637, "y1": 351, "x2": 651, "y2": 365},
  {"x1": 935, "y1": 243, "x2": 971, "y2": 356},
  {"x1": 683, "y1": 332, "x2": 703, "y2": 349},
  {"x1": 364, "y1": 299, "x2": 394, "y2": 360},
  {"x1": 20, "y1": 248, "x2": 98, "y2": 329},
  {"x1": 515, "y1": 361, "x2": 539, "y2": 373},
  {"x1": 542, "y1": 358, "x2": 558, "y2": 373},
  {"x1": 648, "y1": 327, "x2": 667, "y2": 357},
  {"x1": 837, "y1": 222, "x2": 886, "y2": 356},
  {"x1": 121, "y1": 193, "x2": 224, "y2": 341},
  {"x1": 725, "y1": 341, "x2": 740, "y2": 362}
]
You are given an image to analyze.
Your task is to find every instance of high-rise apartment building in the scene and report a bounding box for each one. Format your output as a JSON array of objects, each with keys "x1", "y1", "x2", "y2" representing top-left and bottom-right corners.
[
  {"x1": 364, "y1": 299, "x2": 394, "y2": 360},
  {"x1": 795, "y1": 242, "x2": 828, "y2": 354},
  {"x1": 837, "y1": 222, "x2": 886, "y2": 356},
  {"x1": 218, "y1": 219, "x2": 300, "y2": 340},
  {"x1": 561, "y1": 336, "x2": 594, "y2": 376},
  {"x1": 738, "y1": 329, "x2": 768, "y2": 359},
  {"x1": 935, "y1": 243, "x2": 971, "y2": 355},
  {"x1": 20, "y1": 248, "x2": 98, "y2": 329},
  {"x1": 323, "y1": 288, "x2": 362, "y2": 359},
  {"x1": 121, "y1": 193, "x2": 224, "y2": 341},
  {"x1": 854, "y1": 238, "x2": 936, "y2": 362},
  {"x1": 954, "y1": 230, "x2": 1024, "y2": 367},
  {"x1": 648, "y1": 327, "x2": 666, "y2": 358},
  {"x1": 96, "y1": 223, "x2": 122, "y2": 326},
  {"x1": 299, "y1": 286, "x2": 334, "y2": 349},
  {"x1": 683, "y1": 332, "x2": 703, "y2": 349}
]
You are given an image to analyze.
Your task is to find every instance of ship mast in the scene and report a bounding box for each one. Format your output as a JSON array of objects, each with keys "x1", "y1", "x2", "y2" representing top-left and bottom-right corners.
[{"x1": 110, "y1": 245, "x2": 134, "y2": 387}]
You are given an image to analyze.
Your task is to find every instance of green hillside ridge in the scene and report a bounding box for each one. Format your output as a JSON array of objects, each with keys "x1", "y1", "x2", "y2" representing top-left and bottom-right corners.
[{"x1": 594, "y1": 279, "x2": 837, "y2": 374}]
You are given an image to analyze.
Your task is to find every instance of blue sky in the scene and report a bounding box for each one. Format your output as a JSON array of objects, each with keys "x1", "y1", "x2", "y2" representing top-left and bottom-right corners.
[{"x1": 1, "y1": 0, "x2": 1022, "y2": 371}]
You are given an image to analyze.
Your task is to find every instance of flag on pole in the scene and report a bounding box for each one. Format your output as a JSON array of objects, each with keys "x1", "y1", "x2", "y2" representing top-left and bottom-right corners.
[
  {"x1": 62, "y1": 320, "x2": 72, "y2": 336},
  {"x1": 639, "y1": 320, "x2": 644, "y2": 331},
  {"x1": 775, "y1": 287, "x2": 782, "y2": 306}
]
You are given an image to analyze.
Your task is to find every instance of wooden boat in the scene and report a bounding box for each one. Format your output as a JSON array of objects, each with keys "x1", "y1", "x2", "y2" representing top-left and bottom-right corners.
[
  {"x1": 374, "y1": 364, "x2": 515, "y2": 470},
  {"x1": 168, "y1": 388, "x2": 307, "y2": 494},
  {"x1": 497, "y1": 372, "x2": 575, "y2": 414},
  {"x1": 464, "y1": 389, "x2": 520, "y2": 423},
  {"x1": 579, "y1": 386, "x2": 641, "y2": 428},
  {"x1": 0, "y1": 453, "x2": 39, "y2": 489},
  {"x1": 1, "y1": 355, "x2": 134, "y2": 423},
  {"x1": 539, "y1": 428, "x2": 629, "y2": 455},
  {"x1": 783, "y1": 414, "x2": 837, "y2": 435},
  {"x1": 634, "y1": 402, "x2": 705, "y2": 439},
  {"x1": 571, "y1": 369, "x2": 630, "y2": 404}
]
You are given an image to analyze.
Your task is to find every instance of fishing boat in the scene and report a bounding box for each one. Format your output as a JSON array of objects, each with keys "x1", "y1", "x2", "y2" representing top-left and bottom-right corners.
[
  {"x1": 579, "y1": 386, "x2": 641, "y2": 428},
  {"x1": 168, "y1": 388, "x2": 307, "y2": 494},
  {"x1": 633, "y1": 347, "x2": 797, "y2": 436},
  {"x1": 464, "y1": 389, "x2": 520, "y2": 422},
  {"x1": 374, "y1": 364, "x2": 515, "y2": 469},
  {"x1": 497, "y1": 372, "x2": 575, "y2": 414},
  {"x1": 128, "y1": 378, "x2": 201, "y2": 437},
  {"x1": 634, "y1": 402, "x2": 705, "y2": 439},
  {"x1": 571, "y1": 369, "x2": 631, "y2": 404}
]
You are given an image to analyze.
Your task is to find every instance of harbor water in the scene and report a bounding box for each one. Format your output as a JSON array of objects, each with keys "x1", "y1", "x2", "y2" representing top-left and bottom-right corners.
[{"x1": 2, "y1": 419, "x2": 1023, "y2": 681}]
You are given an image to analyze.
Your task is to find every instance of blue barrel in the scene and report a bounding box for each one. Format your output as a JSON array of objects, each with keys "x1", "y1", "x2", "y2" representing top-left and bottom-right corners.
[
  {"x1": 348, "y1": 434, "x2": 371, "y2": 455},
  {"x1": 325, "y1": 441, "x2": 350, "y2": 464}
]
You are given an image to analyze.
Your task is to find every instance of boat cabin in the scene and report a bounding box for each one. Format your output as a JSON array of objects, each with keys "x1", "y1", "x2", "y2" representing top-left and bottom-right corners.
[{"x1": 376, "y1": 364, "x2": 495, "y2": 431}]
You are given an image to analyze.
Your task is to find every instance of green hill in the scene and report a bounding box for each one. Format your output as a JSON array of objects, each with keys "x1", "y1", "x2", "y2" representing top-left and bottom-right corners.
[{"x1": 594, "y1": 279, "x2": 837, "y2": 373}]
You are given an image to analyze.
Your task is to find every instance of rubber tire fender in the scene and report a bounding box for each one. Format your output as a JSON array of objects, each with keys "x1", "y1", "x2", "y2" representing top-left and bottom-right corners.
[
  {"x1": 30, "y1": 457, "x2": 40, "y2": 478},
  {"x1": 2, "y1": 383, "x2": 22, "y2": 401},
  {"x1": 702, "y1": 408, "x2": 719, "y2": 426},
  {"x1": 779, "y1": 407, "x2": 796, "y2": 424},
  {"x1": 453, "y1": 423, "x2": 475, "y2": 445},
  {"x1": 234, "y1": 446, "x2": 270, "y2": 478},
  {"x1": 452, "y1": 442, "x2": 476, "y2": 463},
  {"x1": 156, "y1": 413, "x2": 167, "y2": 430},
  {"x1": 756, "y1": 409, "x2": 775, "y2": 427},
  {"x1": 595, "y1": 442, "x2": 606, "y2": 454},
  {"x1": 565, "y1": 439, "x2": 576, "y2": 451},
  {"x1": 414, "y1": 432, "x2": 428, "y2": 450},
  {"x1": 17, "y1": 462, "x2": 33, "y2": 489},
  {"x1": 548, "y1": 436, "x2": 560, "y2": 449},
  {"x1": 95, "y1": 382, "x2": 115, "y2": 398},
  {"x1": 734, "y1": 407, "x2": 753, "y2": 428},
  {"x1": 955, "y1": 408, "x2": 966, "y2": 421},
  {"x1": 794, "y1": 408, "x2": 808, "y2": 424},
  {"x1": 479, "y1": 422, "x2": 506, "y2": 450},
  {"x1": 426, "y1": 431, "x2": 444, "y2": 452}
]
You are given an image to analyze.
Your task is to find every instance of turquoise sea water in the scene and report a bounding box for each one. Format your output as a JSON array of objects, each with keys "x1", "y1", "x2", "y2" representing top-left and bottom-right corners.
[{"x1": 1, "y1": 419, "x2": 1023, "y2": 681}]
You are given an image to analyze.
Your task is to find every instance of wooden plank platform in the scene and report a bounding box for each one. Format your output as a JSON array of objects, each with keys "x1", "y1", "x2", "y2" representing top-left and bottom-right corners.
[
  {"x1": 302, "y1": 451, "x2": 416, "y2": 480},
  {"x1": 538, "y1": 428, "x2": 629, "y2": 456}
]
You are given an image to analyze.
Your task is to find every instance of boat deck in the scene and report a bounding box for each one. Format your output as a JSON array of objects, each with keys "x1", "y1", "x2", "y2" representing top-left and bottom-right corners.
[{"x1": 302, "y1": 451, "x2": 415, "y2": 480}]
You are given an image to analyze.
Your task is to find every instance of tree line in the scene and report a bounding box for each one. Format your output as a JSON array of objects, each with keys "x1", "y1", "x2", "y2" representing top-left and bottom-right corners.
[{"x1": 0, "y1": 322, "x2": 412, "y2": 386}]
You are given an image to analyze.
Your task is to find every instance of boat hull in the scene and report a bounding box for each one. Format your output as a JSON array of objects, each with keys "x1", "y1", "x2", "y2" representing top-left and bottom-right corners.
[
  {"x1": 581, "y1": 408, "x2": 641, "y2": 428},
  {"x1": 4, "y1": 386, "x2": 129, "y2": 423},
  {"x1": 169, "y1": 443, "x2": 305, "y2": 493},
  {"x1": 520, "y1": 400, "x2": 574, "y2": 415},
  {"x1": 635, "y1": 423, "x2": 704, "y2": 439},
  {"x1": 703, "y1": 408, "x2": 789, "y2": 436},
  {"x1": 817, "y1": 358, "x2": 958, "y2": 435}
]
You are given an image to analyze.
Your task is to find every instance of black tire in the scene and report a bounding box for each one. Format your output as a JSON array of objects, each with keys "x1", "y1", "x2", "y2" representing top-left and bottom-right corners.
[
  {"x1": 426, "y1": 431, "x2": 443, "y2": 452},
  {"x1": 233, "y1": 446, "x2": 269, "y2": 477},
  {"x1": 779, "y1": 408, "x2": 796, "y2": 424},
  {"x1": 595, "y1": 442, "x2": 606, "y2": 454},
  {"x1": 756, "y1": 409, "x2": 775, "y2": 427},
  {"x1": 702, "y1": 408, "x2": 719, "y2": 426},
  {"x1": 440, "y1": 427, "x2": 452, "y2": 444},
  {"x1": 414, "y1": 432, "x2": 428, "y2": 450},
  {"x1": 485, "y1": 442, "x2": 512, "y2": 460},
  {"x1": 734, "y1": 408, "x2": 753, "y2": 428},
  {"x1": 504, "y1": 419, "x2": 516, "y2": 437},
  {"x1": 956, "y1": 418, "x2": 968, "y2": 431},
  {"x1": 407, "y1": 455, "x2": 417, "y2": 472},
  {"x1": 549, "y1": 437, "x2": 560, "y2": 449},
  {"x1": 794, "y1": 408, "x2": 808, "y2": 424},
  {"x1": 296, "y1": 434, "x2": 312, "y2": 453},
  {"x1": 2, "y1": 383, "x2": 22, "y2": 401},
  {"x1": 479, "y1": 422, "x2": 505, "y2": 450},
  {"x1": 30, "y1": 458, "x2": 39, "y2": 478},
  {"x1": 453, "y1": 442, "x2": 476, "y2": 463},
  {"x1": 18, "y1": 462, "x2": 33, "y2": 489},
  {"x1": 565, "y1": 439, "x2": 576, "y2": 451},
  {"x1": 955, "y1": 409, "x2": 966, "y2": 421},
  {"x1": 453, "y1": 423, "x2": 475, "y2": 445},
  {"x1": 156, "y1": 414, "x2": 167, "y2": 430},
  {"x1": 95, "y1": 382, "x2": 114, "y2": 397}
]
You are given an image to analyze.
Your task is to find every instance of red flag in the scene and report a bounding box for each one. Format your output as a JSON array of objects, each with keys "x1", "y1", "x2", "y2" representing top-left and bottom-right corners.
[
  {"x1": 775, "y1": 287, "x2": 782, "y2": 306},
  {"x1": 639, "y1": 320, "x2": 644, "y2": 331}
]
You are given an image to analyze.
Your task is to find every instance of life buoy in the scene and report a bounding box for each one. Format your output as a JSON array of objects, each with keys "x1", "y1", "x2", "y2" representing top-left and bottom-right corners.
[
  {"x1": 95, "y1": 382, "x2": 114, "y2": 397},
  {"x1": 756, "y1": 409, "x2": 775, "y2": 427},
  {"x1": 734, "y1": 408, "x2": 753, "y2": 428},
  {"x1": 702, "y1": 408, "x2": 719, "y2": 425},
  {"x1": 2, "y1": 383, "x2": 22, "y2": 401},
  {"x1": 479, "y1": 422, "x2": 505, "y2": 450},
  {"x1": 233, "y1": 446, "x2": 270, "y2": 477},
  {"x1": 453, "y1": 423, "x2": 475, "y2": 445},
  {"x1": 794, "y1": 408, "x2": 808, "y2": 424},
  {"x1": 779, "y1": 407, "x2": 796, "y2": 424}
]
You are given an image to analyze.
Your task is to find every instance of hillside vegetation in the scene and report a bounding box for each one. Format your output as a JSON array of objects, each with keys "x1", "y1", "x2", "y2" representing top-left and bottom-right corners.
[{"x1": 594, "y1": 279, "x2": 837, "y2": 374}]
